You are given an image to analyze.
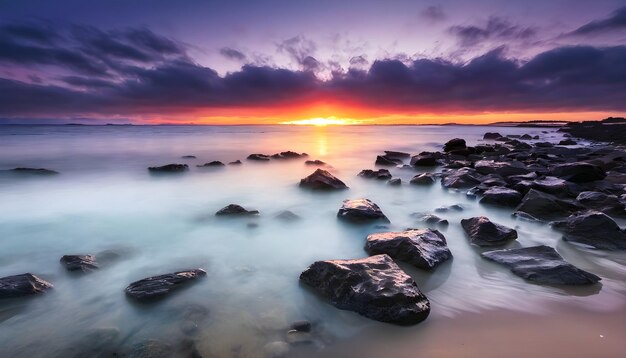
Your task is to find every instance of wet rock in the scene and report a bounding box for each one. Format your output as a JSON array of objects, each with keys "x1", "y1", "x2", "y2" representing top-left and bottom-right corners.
[
  {"x1": 410, "y1": 173, "x2": 435, "y2": 185},
  {"x1": 550, "y1": 162, "x2": 606, "y2": 182},
  {"x1": 413, "y1": 213, "x2": 449, "y2": 227},
  {"x1": 290, "y1": 320, "x2": 312, "y2": 332},
  {"x1": 10, "y1": 167, "x2": 59, "y2": 175},
  {"x1": 215, "y1": 204, "x2": 260, "y2": 216},
  {"x1": 441, "y1": 168, "x2": 482, "y2": 189},
  {"x1": 365, "y1": 229, "x2": 452, "y2": 270},
  {"x1": 384, "y1": 150, "x2": 411, "y2": 159},
  {"x1": 272, "y1": 151, "x2": 308, "y2": 159},
  {"x1": 434, "y1": 204, "x2": 463, "y2": 212},
  {"x1": 410, "y1": 153, "x2": 439, "y2": 166},
  {"x1": 337, "y1": 199, "x2": 389, "y2": 223},
  {"x1": 514, "y1": 189, "x2": 582, "y2": 221},
  {"x1": 552, "y1": 211, "x2": 626, "y2": 250},
  {"x1": 275, "y1": 210, "x2": 301, "y2": 221},
  {"x1": 247, "y1": 153, "x2": 271, "y2": 161},
  {"x1": 535, "y1": 142, "x2": 553, "y2": 148},
  {"x1": 576, "y1": 191, "x2": 626, "y2": 216},
  {"x1": 375, "y1": 155, "x2": 401, "y2": 166},
  {"x1": 197, "y1": 161, "x2": 225, "y2": 167},
  {"x1": 480, "y1": 187, "x2": 523, "y2": 207},
  {"x1": 228, "y1": 160, "x2": 242, "y2": 165},
  {"x1": 531, "y1": 176, "x2": 570, "y2": 195},
  {"x1": 147, "y1": 164, "x2": 189, "y2": 173},
  {"x1": 60, "y1": 255, "x2": 98, "y2": 272},
  {"x1": 474, "y1": 160, "x2": 529, "y2": 176},
  {"x1": 264, "y1": 341, "x2": 290, "y2": 357},
  {"x1": 299, "y1": 169, "x2": 348, "y2": 190},
  {"x1": 299, "y1": 254, "x2": 430, "y2": 325},
  {"x1": 481, "y1": 245, "x2": 600, "y2": 285},
  {"x1": 127, "y1": 339, "x2": 173, "y2": 358},
  {"x1": 305, "y1": 159, "x2": 326, "y2": 166},
  {"x1": 388, "y1": 178, "x2": 402, "y2": 186},
  {"x1": 443, "y1": 138, "x2": 466, "y2": 152},
  {"x1": 0, "y1": 273, "x2": 53, "y2": 298},
  {"x1": 559, "y1": 139, "x2": 577, "y2": 145},
  {"x1": 461, "y1": 216, "x2": 518, "y2": 247},
  {"x1": 125, "y1": 269, "x2": 207, "y2": 301},
  {"x1": 358, "y1": 169, "x2": 392, "y2": 180},
  {"x1": 483, "y1": 132, "x2": 503, "y2": 140},
  {"x1": 520, "y1": 134, "x2": 533, "y2": 140},
  {"x1": 181, "y1": 155, "x2": 196, "y2": 159}
]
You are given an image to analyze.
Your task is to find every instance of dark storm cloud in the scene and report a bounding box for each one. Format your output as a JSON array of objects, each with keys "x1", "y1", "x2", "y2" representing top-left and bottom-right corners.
[
  {"x1": 0, "y1": 22, "x2": 58, "y2": 44},
  {"x1": 449, "y1": 17, "x2": 536, "y2": 47},
  {"x1": 0, "y1": 21, "x2": 625, "y2": 118},
  {"x1": 220, "y1": 47, "x2": 247, "y2": 61},
  {"x1": 421, "y1": 5, "x2": 446, "y2": 22},
  {"x1": 566, "y1": 6, "x2": 626, "y2": 36}
]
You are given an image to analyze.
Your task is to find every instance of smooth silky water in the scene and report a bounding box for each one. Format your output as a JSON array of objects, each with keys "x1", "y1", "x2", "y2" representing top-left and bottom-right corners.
[{"x1": 0, "y1": 125, "x2": 624, "y2": 357}]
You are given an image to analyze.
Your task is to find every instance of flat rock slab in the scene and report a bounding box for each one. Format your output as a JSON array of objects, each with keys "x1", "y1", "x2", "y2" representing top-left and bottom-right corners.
[
  {"x1": 125, "y1": 269, "x2": 206, "y2": 301},
  {"x1": 60, "y1": 255, "x2": 98, "y2": 272},
  {"x1": 337, "y1": 199, "x2": 389, "y2": 223},
  {"x1": 10, "y1": 167, "x2": 59, "y2": 175},
  {"x1": 481, "y1": 245, "x2": 600, "y2": 285},
  {"x1": 215, "y1": 204, "x2": 259, "y2": 216},
  {"x1": 0, "y1": 273, "x2": 53, "y2": 298},
  {"x1": 299, "y1": 169, "x2": 348, "y2": 190},
  {"x1": 148, "y1": 164, "x2": 189, "y2": 173},
  {"x1": 299, "y1": 254, "x2": 430, "y2": 325},
  {"x1": 552, "y1": 211, "x2": 626, "y2": 250},
  {"x1": 461, "y1": 216, "x2": 518, "y2": 247},
  {"x1": 365, "y1": 229, "x2": 452, "y2": 270}
]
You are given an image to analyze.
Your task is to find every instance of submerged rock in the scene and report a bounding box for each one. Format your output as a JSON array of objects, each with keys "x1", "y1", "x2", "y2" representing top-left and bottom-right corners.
[
  {"x1": 272, "y1": 151, "x2": 308, "y2": 159},
  {"x1": 181, "y1": 155, "x2": 196, "y2": 159},
  {"x1": 305, "y1": 159, "x2": 326, "y2": 166},
  {"x1": 550, "y1": 162, "x2": 606, "y2": 182},
  {"x1": 410, "y1": 173, "x2": 435, "y2": 185},
  {"x1": 126, "y1": 339, "x2": 173, "y2": 358},
  {"x1": 552, "y1": 211, "x2": 626, "y2": 250},
  {"x1": 215, "y1": 204, "x2": 259, "y2": 216},
  {"x1": 365, "y1": 229, "x2": 452, "y2": 270},
  {"x1": 413, "y1": 213, "x2": 449, "y2": 227},
  {"x1": 481, "y1": 245, "x2": 600, "y2": 285},
  {"x1": 148, "y1": 164, "x2": 188, "y2": 173},
  {"x1": 0, "y1": 273, "x2": 53, "y2": 298},
  {"x1": 358, "y1": 169, "x2": 392, "y2": 180},
  {"x1": 461, "y1": 216, "x2": 518, "y2": 247},
  {"x1": 387, "y1": 178, "x2": 402, "y2": 186},
  {"x1": 337, "y1": 199, "x2": 389, "y2": 223},
  {"x1": 228, "y1": 160, "x2": 242, "y2": 165},
  {"x1": 10, "y1": 167, "x2": 59, "y2": 175},
  {"x1": 299, "y1": 169, "x2": 348, "y2": 190},
  {"x1": 125, "y1": 269, "x2": 206, "y2": 301},
  {"x1": 60, "y1": 255, "x2": 98, "y2": 272},
  {"x1": 480, "y1": 187, "x2": 523, "y2": 207},
  {"x1": 434, "y1": 204, "x2": 463, "y2": 212},
  {"x1": 197, "y1": 161, "x2": 225, "y2": 167},
  {"x1": 299, "y1": 254, "x2": 430, "y2": 325},
  {"x1": 275, "y1": 210, "x2": 301, "y2": 222},
  {"x1": 247, "y1": 153, "x2": 271, "y2": 161},
  {"x1": 515, "y1": 189, "x2": 581, "y2": 221}
]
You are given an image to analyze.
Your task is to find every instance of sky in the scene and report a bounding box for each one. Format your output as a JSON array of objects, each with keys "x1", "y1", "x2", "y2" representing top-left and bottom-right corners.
[{"x1": 0, "y1": 0, "x2": 625, "y2": 124}]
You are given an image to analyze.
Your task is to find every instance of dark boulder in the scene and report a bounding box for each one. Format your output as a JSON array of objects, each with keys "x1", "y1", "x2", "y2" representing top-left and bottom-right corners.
[
  {"x1": 215, "y1": 204, "x2": 259, "y2": 216},
  {"x1": 384, "y1": 150, "x2": 410, "y2": 159},
  {"x1": 480, "y1": 187, "x2": 523, "y2": 207},
  {"x1": 272, "y1": 151, "x2": 308, "y2": 159},
  {"x1": 388, "y1": 178, "x2": 402, "y2": 186},
  {"x1": 474, "y1": 160, "x2": 529, "y2": 176},
  {"x1": 550, "y1": 162, "x2": 606, "y2": 182},
  {"x1": 535, "y1": 142, "x2": 554, "y2": 148},
  {"x1": 410, "y1": 153, "x2": 439, "y2": 166},
  {"x1": 515, "y1": 189, "x2": 582, "y2": 221},
  {"x1": 552, "y1": 211, "x2": 626, "y2": 250},
  {"x1": 299, "y1": 254, "x2": 430, "y2": 325},
  {"x1": 60, "y1": 255, "x2": 98, "y2": 272},
  {"x1": 358, "y1": 169, "x2": 392, "y2": 180},
  {"x1": 305, "y1": 159, "x2": 326, "y2": 166},
  {"x1": 247, "y1": 154, "x2": 271, "y2": 161},
  {"x1": 10, "y1": 167, "x2": 59, "y2": 175},
  {"x1": 299, "y1": 169, "x2": 348, "y2": 190},
  {"x1": 559, "y1": 139, "x2": 577, "y2": 145},
  {"x1": 147, "y1": 164, "x2": 188, "y2": 173},
  {"x1": 375, "y1": 155, "x2": 401, "y2": 166},
  {"x1": 197, "y1": 161, "x2": 225, "y2": 167},
  {"x1": 520, "y1": 134, "x2": 533, "y2": 140},
  {"x1": 483, "y1": 132, "x2": 503, "y2": 140},
  {"x1": 337, "y1": 199, "x2": 389, "y2": 223},
  {"x1": 365, "y1": 229, "x2": 452, "y2": 270},
  {"x1": 461, "y1": 216, "x2": 517, "y2": 247},
  {"x1": 443, "y1": 138, "x2": 466, "y2": 152},
  {"x1": 576, "y1": 191, "x2": 626, "y2": 216},
  {"x1": 125, "y1": 269, "x2": 207, "y2": 301},
  {"x1": 441, "y1": 168, "x2": 482, "y2": 189},
  {"x1": 482, "y1": 245, "x2": 600, "y2": 285},
  {"x1": 410, "y1": 173, "x2": 435, "y2": 185},
  {"x1": 531, "y1": 176, "x2": 570, "y2": 195},
  {"x1": 0, "y1": 273, "x2": 53, "y2": 298}
]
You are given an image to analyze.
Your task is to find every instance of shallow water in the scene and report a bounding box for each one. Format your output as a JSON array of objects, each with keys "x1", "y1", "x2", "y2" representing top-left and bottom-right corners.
[{"x1": 0, "y1": 125, "x2": 624, "y2": 357}]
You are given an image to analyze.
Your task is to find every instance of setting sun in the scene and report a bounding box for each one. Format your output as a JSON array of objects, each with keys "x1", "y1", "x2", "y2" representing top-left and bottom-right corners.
[{"x1": 279, "y1": 116, "x2": 362, "y2": 126}]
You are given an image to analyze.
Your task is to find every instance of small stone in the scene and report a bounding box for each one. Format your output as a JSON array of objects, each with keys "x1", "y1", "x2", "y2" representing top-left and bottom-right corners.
[
  {"x1": 461, "y1": 216, "x2": 518, "y2": 247},
  {"x1": 215, "y1": 204, "x2": 259, "y2": 216}
]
